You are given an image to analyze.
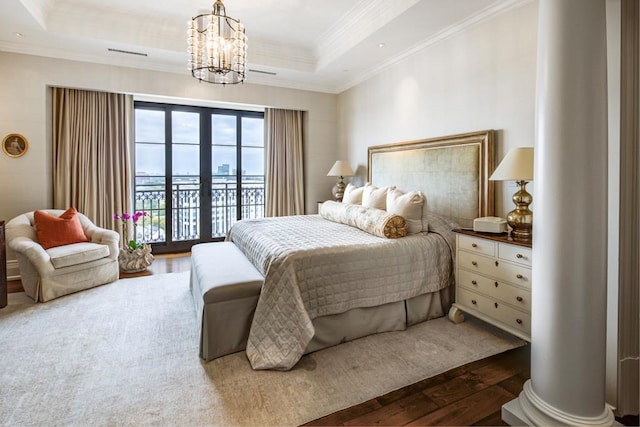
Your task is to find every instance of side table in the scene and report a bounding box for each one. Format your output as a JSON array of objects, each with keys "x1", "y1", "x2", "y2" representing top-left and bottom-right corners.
[
  {"x1": 448, "y1": 228, "x2": 532, "y2": 341},
  {"x1": 1, "y1": 220, "x2": 7, "y2": 308}
]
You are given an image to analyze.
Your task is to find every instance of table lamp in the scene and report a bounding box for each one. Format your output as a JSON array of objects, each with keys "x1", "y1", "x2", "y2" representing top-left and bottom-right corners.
[
  {"x1": 327, "y1": 160, "x2": 354, "y2": 201},
  {"x1": 489, "y1": 147, "x2": 534, "y2": 241}
]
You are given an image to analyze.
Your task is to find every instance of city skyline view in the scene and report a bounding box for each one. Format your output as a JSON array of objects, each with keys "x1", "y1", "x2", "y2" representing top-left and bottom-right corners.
[{"x1": 134, "y1": 108, "x2": 264, "y2": 178}]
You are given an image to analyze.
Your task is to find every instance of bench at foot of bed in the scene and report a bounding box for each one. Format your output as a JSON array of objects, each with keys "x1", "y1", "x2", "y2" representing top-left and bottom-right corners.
[
  {"x1": 190, "y1": 241, "x2": 452, "y2": 365},
  {"x1": 190, "y1": 242, "x2": 264, "y2": 361}
]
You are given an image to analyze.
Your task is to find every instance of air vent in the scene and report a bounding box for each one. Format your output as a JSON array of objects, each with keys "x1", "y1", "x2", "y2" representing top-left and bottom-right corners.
[
  {"x1": 249, "y1": 69, "x2": 277, "y2": 76},
  {"x1": 108, "y1": 48, "x2": 148, "y2": 57}
]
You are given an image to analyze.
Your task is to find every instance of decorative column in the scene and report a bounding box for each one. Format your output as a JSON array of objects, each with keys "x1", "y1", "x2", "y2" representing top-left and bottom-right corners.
[{"x1": 502, "y1": 0, "x2": 615, "y2": 425}]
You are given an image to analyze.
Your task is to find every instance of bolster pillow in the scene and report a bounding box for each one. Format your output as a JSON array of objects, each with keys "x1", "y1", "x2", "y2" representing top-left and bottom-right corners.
[{"x1": 319, "y1": 200, "x2": 407, "y2": 239}]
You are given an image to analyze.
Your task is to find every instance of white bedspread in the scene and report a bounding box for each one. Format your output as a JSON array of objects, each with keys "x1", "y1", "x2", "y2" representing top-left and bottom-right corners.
[{"x1": 227, "y1": 214, "x2": 455, "y2": 370}]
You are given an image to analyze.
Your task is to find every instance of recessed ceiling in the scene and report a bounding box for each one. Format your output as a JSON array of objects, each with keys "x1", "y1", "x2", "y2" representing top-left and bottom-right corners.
[{"x1": 0, "y1": 0, "x2": 526, "y2": 93}]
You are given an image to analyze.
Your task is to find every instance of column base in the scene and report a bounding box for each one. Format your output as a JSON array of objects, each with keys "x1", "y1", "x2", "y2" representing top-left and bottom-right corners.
[
  {"x1": 501, "y1": 380, "x2": 616, "y2": 426},
  {"x1": 502, "y1": 398, "x2": 530, "y2": 426}
]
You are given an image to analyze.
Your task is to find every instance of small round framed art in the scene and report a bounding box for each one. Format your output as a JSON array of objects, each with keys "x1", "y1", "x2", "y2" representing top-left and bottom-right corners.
[{"x1": 2, "y1": 133, "x2": 28, "y2": 158}]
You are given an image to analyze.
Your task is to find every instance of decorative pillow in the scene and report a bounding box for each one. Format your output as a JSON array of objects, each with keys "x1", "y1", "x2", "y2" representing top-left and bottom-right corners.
[
  {"x1": 342, "y1": 183, "x2": 364, "y2": 204},
  {"x1": 319, "y1": 200, "x2": 407, "y2": 238},
  {"x1": 386, "y1": 188, "x2": 425, "y2": 234},
  {"x1": 361, "y1": 183, "x2": 395, "y2": 210},
  {"x1": 34, "y1": 207, "x2": 89, "y2": 249},
  {"x1": 424, "y1": 210, "x2": 460, "y2": 233}
]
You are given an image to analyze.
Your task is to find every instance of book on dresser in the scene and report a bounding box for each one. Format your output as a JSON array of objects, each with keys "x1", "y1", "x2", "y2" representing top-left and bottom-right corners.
[{"x1": 448, "y1": 229, "x2": 532, "y2": 341}]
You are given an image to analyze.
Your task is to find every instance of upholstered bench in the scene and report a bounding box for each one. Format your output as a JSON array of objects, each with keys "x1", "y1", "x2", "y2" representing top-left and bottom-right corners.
[{"x1": 190, "y1": 242, "x2": 264, "y2": 361}]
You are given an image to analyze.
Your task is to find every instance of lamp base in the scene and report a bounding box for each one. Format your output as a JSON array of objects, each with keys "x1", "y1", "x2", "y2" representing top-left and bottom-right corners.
[
  {"x1": 508, "y1": 180, "x2": 533, "y2": 241},
  {"x1": 332, "y1": 178, "x2": 346, "y2": 201}
]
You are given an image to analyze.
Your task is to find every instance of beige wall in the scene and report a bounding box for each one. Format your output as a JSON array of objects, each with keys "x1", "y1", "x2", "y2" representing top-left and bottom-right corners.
[
  {"x1": 337, "y1": 1, "x2": 538, "y2": 218},
  {"x1": 335, "y1": 1, "x2": 628, "y2": 410},
  {"x1": 0, "y1": 52, "x2": 339, "y2": 274},
  {"x1": 0, "y1": 52, "x2": 339, "y2": 217}
]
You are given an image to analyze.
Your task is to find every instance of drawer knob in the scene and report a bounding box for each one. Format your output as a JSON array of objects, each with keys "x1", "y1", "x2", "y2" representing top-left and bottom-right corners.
[
  {"x1": 471, "y1": 243, "x2": 478, "y2": 248},
  {"x1": 471, "y1": 280, "x2": 477, "y2": 285},
  {"x1": 495, "y1": 260, "x2": 499, "y2": 267},
  {"x1": 494, "y1": 281, "x2": 499, "y2": 288},
  {"x1": 516, "y1": 296, "x2": 523, "y2": 302},
  {"x1": 471, "y1": 299, "x2": 477, "y2": 305},
  {"x1": 516, "y1": 318, "x2": 523, "y2": 324},
  {"x1": 516, "y1": 274, "x2": 524, "y2": 279},
  {"x1": 494, "y1": 302, "x2": 498, "y2": 308},
  {"x1": 472, "y1": 261, "x2": 478, "y2": 266},
  {"x1": 516, "y1": 253, "x2": 525, "y2": 259}
]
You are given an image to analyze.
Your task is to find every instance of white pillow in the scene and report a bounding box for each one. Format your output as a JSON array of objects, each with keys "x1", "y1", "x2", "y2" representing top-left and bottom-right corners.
[
  {"x1": 386, "y1": 188, "x2": 425, "y2": 234},
  {"x1": 362, "y1": 183, "x2": 394, "y2": 210},
  {"x1": 342, "y1": 183, "x2": 364, "y2": 204}
]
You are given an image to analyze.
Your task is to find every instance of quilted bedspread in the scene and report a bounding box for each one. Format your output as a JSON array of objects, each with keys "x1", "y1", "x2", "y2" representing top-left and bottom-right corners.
[{"x1": 227, "y1": 214, "x2": 455, "y2": 370}]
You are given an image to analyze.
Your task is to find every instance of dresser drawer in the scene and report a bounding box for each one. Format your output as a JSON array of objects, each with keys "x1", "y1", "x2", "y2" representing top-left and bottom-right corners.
[
  {"x1": 457, "y1": 270, "x2": 531, "y2": 312},
  {"x1": 499, "y1": 243, "x2": 532, "y2": 267},
  {"x1": 458, "y1": 234, "x2": 496, "y2": 257},
  {"x1": 494, "y1": 261, "x2": 532, "y2": 289},
  {"x1": 457, "y1": 288, "x2": 531, "y2": 335},
  {"x1": 458, "y1": 250, "x2": 495, "y2": 274},
  {"x1": 458, "y1": 250, "x2": 532, "y2": 288}
]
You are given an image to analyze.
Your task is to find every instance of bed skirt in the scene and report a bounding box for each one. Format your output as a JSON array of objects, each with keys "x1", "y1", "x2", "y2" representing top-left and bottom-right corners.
[
  {"x1": 195, "y1": 280, "x2": 453, "y2": 363},
  {"x1": 305, "y1": 286, "x2": 453, "y2": 354}
]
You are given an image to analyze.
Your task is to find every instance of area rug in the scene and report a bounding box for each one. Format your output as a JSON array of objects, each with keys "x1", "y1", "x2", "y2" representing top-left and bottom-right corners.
[{"x1": 0, "y1": 272, "x2": 524, "y2": 426}]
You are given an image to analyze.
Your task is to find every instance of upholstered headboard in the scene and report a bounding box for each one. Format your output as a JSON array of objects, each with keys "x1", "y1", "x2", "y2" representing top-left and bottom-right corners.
[{"x1": 368, "y1": 130, "x2": 495, "y2": 228}]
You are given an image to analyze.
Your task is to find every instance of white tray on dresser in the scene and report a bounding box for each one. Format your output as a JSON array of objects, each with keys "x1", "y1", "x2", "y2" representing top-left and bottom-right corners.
[{"x1": 448, "y1": 229, "x2": 532, "y2": 342}]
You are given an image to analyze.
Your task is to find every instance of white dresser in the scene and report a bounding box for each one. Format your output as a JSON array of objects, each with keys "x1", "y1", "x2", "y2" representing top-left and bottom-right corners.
[{"x1": 448, "y1": 230, "x2": 532, "y2": 341}]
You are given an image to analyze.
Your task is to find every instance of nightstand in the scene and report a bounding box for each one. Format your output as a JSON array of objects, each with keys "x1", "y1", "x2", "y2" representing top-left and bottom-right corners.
[{"x1": 448, "y1": 229, "x2": 532, "y2": 341}]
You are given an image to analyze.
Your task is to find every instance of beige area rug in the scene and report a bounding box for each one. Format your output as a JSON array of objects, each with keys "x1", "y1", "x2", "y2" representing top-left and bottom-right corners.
[{"x1": 0, "y1": 272, "x2": 524, "y2": 426}]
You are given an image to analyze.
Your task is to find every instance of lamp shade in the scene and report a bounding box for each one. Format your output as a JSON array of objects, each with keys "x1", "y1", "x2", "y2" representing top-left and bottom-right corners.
[
  {"x1": 327, "y1": 160, "x2": 354, "y2": 177},
  {"x1": 489, "y1": 147, "x2": 534, "y2": 181}
]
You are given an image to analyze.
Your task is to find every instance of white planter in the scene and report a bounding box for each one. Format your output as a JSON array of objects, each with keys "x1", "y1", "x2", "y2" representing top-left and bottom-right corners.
[{"x1": 118, "y1": 244, "x2": 154, "y2": 273}]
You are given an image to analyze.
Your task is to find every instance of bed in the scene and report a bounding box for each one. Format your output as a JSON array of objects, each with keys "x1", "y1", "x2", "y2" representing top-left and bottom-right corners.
[{"x1": 225, "y1": 130, "x2": 495, "y2": 370}]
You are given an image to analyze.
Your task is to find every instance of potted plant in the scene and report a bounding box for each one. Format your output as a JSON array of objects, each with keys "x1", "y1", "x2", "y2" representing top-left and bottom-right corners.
[{"x1": 114, "y1": 211, "x2": 154, "y2": 273}]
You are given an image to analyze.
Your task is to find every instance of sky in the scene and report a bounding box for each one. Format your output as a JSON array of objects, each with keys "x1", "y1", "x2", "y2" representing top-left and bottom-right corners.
[{"x1": 134, "y1": 109, "x2": 264, "y2": 177}]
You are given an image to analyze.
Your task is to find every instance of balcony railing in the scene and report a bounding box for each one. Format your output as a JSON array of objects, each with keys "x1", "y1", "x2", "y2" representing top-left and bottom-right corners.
[{"x1": 134, "y1": 176, "x2": 264, "y2": 243}]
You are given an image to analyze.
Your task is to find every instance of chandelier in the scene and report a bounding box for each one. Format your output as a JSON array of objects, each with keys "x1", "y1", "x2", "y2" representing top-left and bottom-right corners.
[{"x1": 187, "y1": 0, "x2": 247, "y2": 84}]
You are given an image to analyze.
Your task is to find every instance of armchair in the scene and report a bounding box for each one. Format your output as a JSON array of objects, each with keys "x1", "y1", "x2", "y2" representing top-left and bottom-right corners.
[{"x1": 6, "y1": 209, "x2": 120, "y2": 302}]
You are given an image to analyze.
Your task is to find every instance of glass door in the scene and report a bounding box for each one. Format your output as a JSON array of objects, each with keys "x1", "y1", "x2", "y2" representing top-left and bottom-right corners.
[
  {"x1": 171, "y1": 110, "x2": 201, "y2": 243},
  {"x1": 134, "y1": 102, "x2": 264, "y2": 253},
  {"x1": 210, "y1": 113, "x2": 265, "y2": 238}
]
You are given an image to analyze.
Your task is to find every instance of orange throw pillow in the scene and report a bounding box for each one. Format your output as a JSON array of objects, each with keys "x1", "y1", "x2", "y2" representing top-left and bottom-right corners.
[{"x1": 34, "y1": 208, "x2": 89, "y2": 249}]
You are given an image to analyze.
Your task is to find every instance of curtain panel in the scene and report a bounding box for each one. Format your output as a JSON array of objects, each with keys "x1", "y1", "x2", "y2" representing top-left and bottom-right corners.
[
  {"x1": 265, "y1": 108, "x2": 305, "y2": 217},
  {"x1": 52, "y1": 88, "x2": 133, "y2": 232}
]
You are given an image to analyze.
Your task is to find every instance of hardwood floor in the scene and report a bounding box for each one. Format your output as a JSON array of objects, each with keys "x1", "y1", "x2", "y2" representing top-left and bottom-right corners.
[
  {"x1": 305, "y1": 348, "x2": 638, "y2": 426},
  {"x1": 7, "y1": 254, "x2": 639, "y2": 426},
  {"x1": 305, "y1": 345, "x2": 530, "y2": 426},
  {"x1": 117, "y1": 251, "x2": 191, "y2": 278}
]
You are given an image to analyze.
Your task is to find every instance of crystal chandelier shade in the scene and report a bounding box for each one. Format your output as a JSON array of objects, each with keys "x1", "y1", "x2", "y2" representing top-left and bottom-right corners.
[{"x1": 188, "y1": 0, "x2": 247, "y2": 84}]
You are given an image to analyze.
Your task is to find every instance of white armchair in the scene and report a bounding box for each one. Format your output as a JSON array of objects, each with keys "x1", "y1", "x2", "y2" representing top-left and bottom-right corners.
[{"x1": 6, "y1": 210, "x2": 120, "y2": 302}]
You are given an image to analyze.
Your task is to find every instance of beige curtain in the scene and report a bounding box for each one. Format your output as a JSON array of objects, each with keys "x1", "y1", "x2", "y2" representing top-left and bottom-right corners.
[
  {"x1": 52, "y1": 88, "x2": 133, "y2": 230},
  {"x1": 265, "y1": 108, "x2": 305, "y2": 216}
]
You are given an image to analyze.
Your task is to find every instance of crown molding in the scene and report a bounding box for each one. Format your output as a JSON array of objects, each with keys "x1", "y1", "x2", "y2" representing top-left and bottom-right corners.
[
  {"x1": 334, "y1": 0, "x2": 534, "y2": 93},
  {"x1": 0, "y1": 42, "x2": 339, "y2": 94},
  {"x1": 4, "y1": 0, "x2": 534, "y2": 96},
  {"x1": 0, "y1": 40, "x2": 187, "y2": 76},
  {"x1": 314, "y1": 0, "x2": 419, "y2": 70},
  {"x1": 18, "y1": 0, "x2": 55, "y2": 29}
]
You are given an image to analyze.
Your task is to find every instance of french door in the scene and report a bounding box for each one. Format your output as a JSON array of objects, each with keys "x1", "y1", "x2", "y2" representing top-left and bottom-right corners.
[{"x1": 134, "y1": 101, "x2": 264, "y2": 253}]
